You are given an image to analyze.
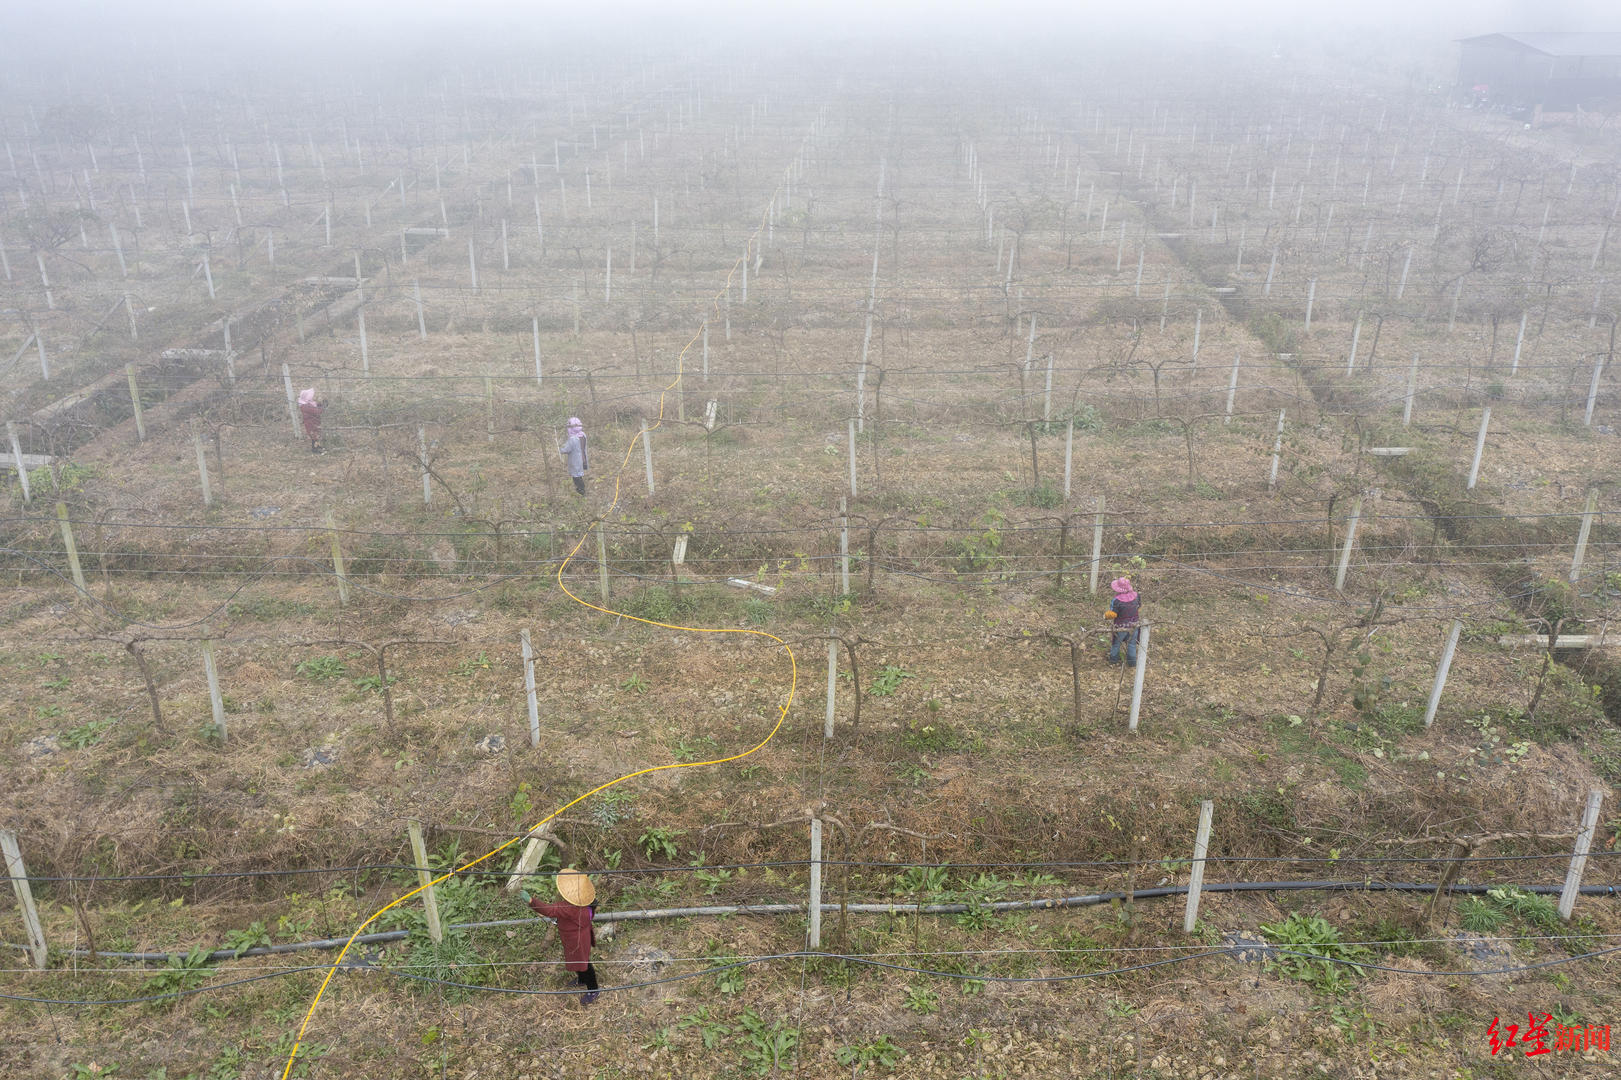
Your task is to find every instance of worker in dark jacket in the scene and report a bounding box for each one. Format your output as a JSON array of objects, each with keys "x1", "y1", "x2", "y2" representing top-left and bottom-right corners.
[
  {"x1": 1106, "y1": 577, "x2": 1142, "y2": 666},
  {"x1": 524, "y1": 868, "x2": 600, "y2": 1004}
]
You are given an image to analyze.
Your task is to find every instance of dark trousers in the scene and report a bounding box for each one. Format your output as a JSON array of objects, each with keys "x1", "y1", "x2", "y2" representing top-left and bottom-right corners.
[
  {"x1": 571, "y1": 475, "x2": 586, "y2": 495},
  {"x1": 574, "y1": 964, "x2": 598, "y2": 991}
]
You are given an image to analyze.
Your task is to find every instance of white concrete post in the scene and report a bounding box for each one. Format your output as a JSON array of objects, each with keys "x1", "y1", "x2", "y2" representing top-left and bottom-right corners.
[
  {"x1": 702, "y1": 321, "x2": 709, "y2": 382},
  {"x1": 1511, "y1": 312, "x2": 1527, "y2": 374},
  {"x1": 1090, "y1": 495, "x2": 1106, "y2": 594},
  {"x1": 326, "y1": 510, "x2": 349, "y2": 606},
  {"x1": 7, "y1": 423, "x2": 30, "y2": 504},
  {"x1": 418, "y1": 427, "x2": 431, "y2": 505},
  {"x1": 415, "y1": 280, "x2": 427, "y2": 339},
  {"x1": 1570, "y1": 487, "x2": 1598, "y2": 584},
  {"x1": 1584, "y1": 357, "x2": 1603, "y2": 427},
  {"x1": 126, "y1": 364, "x2": 146, "y2": 442},
  {"x1": 193, "y1": 430, "x2": 212, "y2": 507},
  {"x1": 521, "y1": 629, "x2": 540, "y2": 747},
  {"x1": 1224, "y1": 350, "x2": 1240, "y2": 424},
  {"x1": 358, "y1": 309, "x2": 369, "y2": 375},
  {"x1": 1466, "y1": 407, "x2": 1491, "y2": 490},
  {"x1": 407, "y1": 820, "x2": 443, "y2": 944},
  {"x1": 1304, "y1": 278, "x2": 1316, "y2": 329},
  {"x1": 202, "y1": 638, "x2": 225, "y2": 740},
  {"x1": 596, "y1": 521, "x2": 610, "y2": 603},
  {"x1": 1127, "y1": 624, "x2": 1150, "y2": 732},
  {"x1": 1423, "y1": 620, "x2": 1463, "y2": 729},
  {"x1": 1043, "y1": 353, "x2": 1054, "y2": 422},
  {"x1": 824, "y1": 631, "x2": 838, "y2": 739},
  {"x1": 1183, "y1": 800, "x2": 1214, "y2": 934},
  {"x1": 839, "y1": 497, "x2": 850, "y2": 595},
  {"x1": 1403, "y1": 353, "x2": 1419, "y2": 426},
  {"x1": 641, "y1": 419, "x2": 655, "y2": 495},
  {"x1": 282, "y1": 364, "x2": 298, "y2": 439},
  {"x1": 1063, "y1": 418, "x2": 1074, "y2": 498},
  {"x1": 1335, "y1": 495, "x2": 1363, "y2": 592},
  {"x1": 1557, "y1": 790, "x2": 1604, "y2": 921},
  {"x1": 1346, "y1": 312, "x2": 1362, "y2": 375},
  {"x1": 533, "y1": 318, "x2": 543, "y2": 385},
  {"x1": 1191, "y1": 309, "x2": 1202, "y2": 367},
  {"x1": 57, "y1": 502, "x2": 86, "y2": 594},
  {"x1": 808, "y1": 819, "x2": 823, "y2": 948},
  {"x1": 0, "y1": 830, "x2": 47, "y2": 969},
  {"x1": 1268, "y1": 410, "x2": 1286, "y2": 490},
  {"x1": 847, "y1": 418, "x2": 857, "y2": 498},
  {"x1": 468, "y1": 237, "x2": 478, "y2": 292}
]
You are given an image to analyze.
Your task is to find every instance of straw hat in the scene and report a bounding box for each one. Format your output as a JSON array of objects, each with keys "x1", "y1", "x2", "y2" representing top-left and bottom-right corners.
[{"x1": 556, "y1": 868, "x2": 595, "y2": 907}]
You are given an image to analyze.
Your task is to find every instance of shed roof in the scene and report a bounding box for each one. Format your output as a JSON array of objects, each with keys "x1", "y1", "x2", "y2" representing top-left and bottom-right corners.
[{"x1": 1459, "y1": 33, "x2": 1621, "y2": 58}]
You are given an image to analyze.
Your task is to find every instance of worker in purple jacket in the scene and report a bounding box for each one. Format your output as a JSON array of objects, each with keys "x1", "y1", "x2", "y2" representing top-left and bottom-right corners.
[
  {"x1": 1106, "y1": 577, "x2": 1142, "y2": 666},
  {"x1": 559, "y1": 417, "x2": 588, "y2": 495}
]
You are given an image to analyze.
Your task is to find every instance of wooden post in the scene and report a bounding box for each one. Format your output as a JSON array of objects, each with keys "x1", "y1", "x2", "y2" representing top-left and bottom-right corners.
[
  {"x1": 1570, "y1": 487, "x2": 1599, "y2": 584},
  {"x1": 596, "y1": 520, "x2": 610, "y2": 603},
  {"x1": 202, "y1": 639, "x2": 225, "y2": 741},
  {"x1": 1063, "y1": 418, "x2": 1074, "y2": 498},
  {"x1": 123, "y1": 363, "x2": 148, "y2": 442},
  {"x1": 1183, "y1": 800, "x2": 1214, "y2": 934},
  {"x1": 7, "y1": 423, "x2": 29, "y2": 504},
  {"x1": 1334, "y1": 495, "x2": 1363, "y2": 592},
  {"x1": 1090, "y1": 495, "x2": 1106, "y2": 594},
  {"x1": 1267, "y1": 410, "x2": 1286, "y2": 490},
  {"x1": 1557, "y1": 790, "x2": 1605, "y2": 921},
  {"x1": 847, "y1": 418, "x2": 857, "y2": 498},
  {"x1": 807, "y1": 818, "x2": 823, "y2": 949},
  {"x1": 640, "y1": 419, "x2": 655, "y2": 495},
  {"x1": 837, "y1": 497, "x2": 851, "y2": 594},
  {"x1": 326, "y1": 510, "x2": 349, "y2": 606},
  {"x1": 1423, "y1": 620, "x2": 1462, "y2": 729},
  {"x1": 1224, "y1": 350, "x2": 1240, "y2": 424},
  {"x1": 417, "y1": 427, "x2": 431, "y2": 505},
  {"x1": 281, "y1": 364, "x2": 298, "y2": 439},
  {"x1": 193, "y1": 430, "x2": 212, "y2": 507},
  {"x1": 1127, "y1": 624, "x2": 1150, "y2": 732},
  {"x1": 57, "y1": 502, "x2": 86, "y2": 594},
  {"x1": 824, "y1": 631, "x2": 838, "y2": 739},
  {"x1": 1466, "y1": 407, "x2": 1490, "y2": 490},
  {"x1": 484, "y1": 377, "x2": 495, "y2": 442},
  {"x1": 0, "y1": 830, "x2": 47, "y2": 970},
  {"x1": 407, "y1": 820, "x2": 443, "y2": 944},
  {"x1": 521, "y1": 629, "x2": 540, "y2": 748}
]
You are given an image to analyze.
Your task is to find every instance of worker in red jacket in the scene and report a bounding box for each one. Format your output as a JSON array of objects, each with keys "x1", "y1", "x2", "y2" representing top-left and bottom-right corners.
[{"x1": 524, "y1": 868, "x2": 600, "y2": 1004}]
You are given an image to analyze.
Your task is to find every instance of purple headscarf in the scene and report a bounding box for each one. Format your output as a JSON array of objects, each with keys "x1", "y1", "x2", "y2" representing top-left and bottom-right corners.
[{"x1": 567, "y1": 417, "x2": 585, "y2": 438}]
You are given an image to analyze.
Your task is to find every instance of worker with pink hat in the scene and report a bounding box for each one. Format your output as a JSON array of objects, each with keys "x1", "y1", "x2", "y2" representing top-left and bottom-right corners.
[{"x1": 1105, "y1": 577, "x2": 1142, "y2": 666}]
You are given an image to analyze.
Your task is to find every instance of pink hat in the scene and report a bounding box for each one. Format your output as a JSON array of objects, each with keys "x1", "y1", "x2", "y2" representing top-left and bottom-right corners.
[{"x1": 1110, "y1": 578, "x2": 1137, "y2": 602}]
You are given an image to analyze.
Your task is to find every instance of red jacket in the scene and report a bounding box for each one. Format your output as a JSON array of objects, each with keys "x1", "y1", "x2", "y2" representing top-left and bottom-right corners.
[{"x1": 530, "y1": 898, "x2": 594, "y2": 971}]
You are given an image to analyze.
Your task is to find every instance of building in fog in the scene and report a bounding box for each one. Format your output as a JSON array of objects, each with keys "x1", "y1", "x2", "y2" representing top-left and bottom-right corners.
[{"x1": 1457, "y1": 33, "x2": 1621, "y2": 114}]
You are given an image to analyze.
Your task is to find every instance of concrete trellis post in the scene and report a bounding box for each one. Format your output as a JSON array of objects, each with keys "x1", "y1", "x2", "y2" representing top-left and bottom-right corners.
[
  {"x1": 1511, "y1": 312, "x2": 1527, "y2": 374},
  {"x1": 1043, "y1": 354, "x2": 1054, "y2": 423},
  {"x1": 1063, "y1": 418, "x2": 1074, "y2": 498},
  {"x1": 126, "y1": 365, "x2": 146, "y2": 442},
  {"x1": 407, "y1": 820, "x2": 444, "y2": 944},
  {"x1": 193, "y1": 430, "x2": 212, "y2": 507},
  {"x1": 521, "y1": 629, "x2": 540, "y2": 747},
  {"x1": 847, "y1": 419, "x2": 857, "y2": 498},
  {"x1": 7, "y1": 423, "x2": 30, "y2": 504},
  {"x1": 1224, "y1": 350, "x2": 1240, "y2": 424},
  {"x1": 839, "y1": 497, "x2": 850, "y2": 595},
  {"x1": 484, "y1": 378, "x2": 495, "y2": 442},
  {"x1": 641, "y1": 420, "x2": 655, "y2": 495},
  {"x1": 1127, "y1": 624, "x2": 1150, "y2": 732},
  {"x1": 1267, "y1": 410, "x2": 1286, "y2": 490},
  {"x1": 57, "y1": 503, "x2": 86, "y2": 594},
  {"x1": 1346, "y1": 313, "x2": 1362, "y2": 375},
  {"x1": 1585, "y1": 357, "x2": 1603, "y2": 426},
  {"x1": 824, "y1": 631, "x2": 838, "y2": 739},
  {"x1": 533, "y1": 318, "x2": 543, "y2": 385},
  {"x1": 202, "y1": 639, "x2": 225, "y2": 740},
  {"x1": 1304, "y1": 279, "x2": 1316, "y2": 329},
  {"x1": 418, "y1": 427, "x2": 431, "y2": 505},
  {"x1": 1423, "y1": 620, "x2": 1462, "y2": 729},
  {"x1": 326, "y1": 511, "x2": 349, "y2": 606},
  {"x1": 1466, "y1": 407, "x2": 1491, "y2": 491},
  {"x1": 596, "y1": 521, "x2": 610, "y2": 603},
  {"x1": 468, "y1": 237, "x2": 478, "y2": 292},
  {"x1": 702, "y1": 322, "x2": 709, "y2": 381},
  {"x1": 1570, "y1": 487, "x2": 1598, "y2": 584},
  {"x1": 1557, "y1": 790, "x2": 1605, "y2": 921},
  {"x1": 1089, "y1": 495, "x2": 1106, "y2": 594},
  {"x1": 808, "y1": 819, "x2": 823, "y2": 948},
  {"x1": 281, "y1": 365, "x2": 298, "y2": 440},
  {"x1": 1396, "y1": 246, "x2": 1413, "y2": 300},
  {"x1": 1191, "y1": 309, "x2": 1202, "y2": 367},
  {"x1": 415, "y1": 281, "x2": 427, "y2": 339},
  {"x1": 0, "y1": 830, "x2": 47, "y2": 970},
  {"x1": 358, "y1": 309, "x2": 369, "y2": 375},
  {"x1": 1183, "y1": 800, "x2": 1214, "y2": 934},
  {"x1": 1403, "y1": 354, "x2": 1419, "y2": 426},
  {"x1": 1334, "y1": 495, "x2": 1363, "y2": 592}
]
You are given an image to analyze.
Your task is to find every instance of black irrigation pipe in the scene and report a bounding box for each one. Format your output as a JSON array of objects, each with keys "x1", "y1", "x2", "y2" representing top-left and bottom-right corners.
[{"x1": 9, "y1": 879, "x2": 1616, "y2": 965}]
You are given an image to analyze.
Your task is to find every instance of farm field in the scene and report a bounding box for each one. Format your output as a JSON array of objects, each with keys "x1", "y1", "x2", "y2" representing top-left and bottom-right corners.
[{"x1": 2, "y1": 22, "x2": 1620, "y2": 1080}]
